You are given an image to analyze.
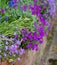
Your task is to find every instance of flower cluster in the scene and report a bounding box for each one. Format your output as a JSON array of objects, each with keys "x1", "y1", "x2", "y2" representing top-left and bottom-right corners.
[
  {"x1": 40, "y1": 0, "x2": 56, "y2": 18},
  {"x1": 0, "y1": 33, "x2": 25, "y2": 61},
  {"x1": 0, "y1": 0, "x2": 56, "y2": 63}
]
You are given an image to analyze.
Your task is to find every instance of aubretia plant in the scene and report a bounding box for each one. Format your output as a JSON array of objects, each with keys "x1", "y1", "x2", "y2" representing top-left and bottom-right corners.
[{"x1": 0, "y1": 0, "x2": 56, "y2": 63}]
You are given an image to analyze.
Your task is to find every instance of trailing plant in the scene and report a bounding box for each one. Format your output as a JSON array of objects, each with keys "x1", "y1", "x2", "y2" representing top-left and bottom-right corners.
[{"x1": 0, "y1": 0, "x2": 56, "y2": 64}]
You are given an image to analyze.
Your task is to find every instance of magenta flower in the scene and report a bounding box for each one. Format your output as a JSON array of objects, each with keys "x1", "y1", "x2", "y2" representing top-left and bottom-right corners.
[
  {"x1": 33, "y1": 31, "x2": 38, "y2": 41},
  {"x1": 23, "y1": 4, "x2": 28, "y2": 11},
  {"x1": 32, "y1": 44, "x2": 38, "y2": 51},
  {"x1": 22, "y1": 36, "x2": 27, "y2": 41},
  {"x1": 28, "y1": 35, "x2": 33, "y2": 41},
  {"x1": 39, "y1": 38, "x2": 43, "y2": 44},
  {"x1": 39, "y1": 17, "x2": 47, "y2": 25},
  {"x1": 22, "y1": 28, "x2": 27, "y2": 34},
  {"x1": 0, "y1": 9, "x2": 5, "y2": 13},
  {"x1": 14, "y1": 3, "x2": 18, "y2": 8},
  {"x1": 38, "y1": 25, "x2": 45, "y2": 37},
  {"x1": 29, "y1": 4, "x2": 41, "y2": 16},
  {"x1": 37, "y1": 35, "x2": 42, "y2": 40},
  {"x1": 27, "y1": 32, "x2": 33, "y2": 41},
  {"x1": 26, "y1": 43, "x2": 32, "y2": 49},
  {"x1": 34, "y1": 22, "x2": 39, "y2": 29}
]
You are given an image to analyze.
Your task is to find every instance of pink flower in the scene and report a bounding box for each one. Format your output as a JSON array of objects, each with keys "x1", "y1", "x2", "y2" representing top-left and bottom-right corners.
[{"x1": 17, "y1": 57, "x2": 21, "y2": 61}]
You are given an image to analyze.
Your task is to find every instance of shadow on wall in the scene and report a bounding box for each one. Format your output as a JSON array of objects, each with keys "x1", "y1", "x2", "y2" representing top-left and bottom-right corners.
[{"x1": 48, "y1": 59, "x2": 57, "y2": 65}]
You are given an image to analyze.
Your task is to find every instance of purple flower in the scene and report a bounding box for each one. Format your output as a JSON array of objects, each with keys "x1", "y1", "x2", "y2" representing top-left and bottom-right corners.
[
  {"x1": 14, "y1": 3, "x2": 18, "y2": 8},
  {"x1": 3, "y1": 52, "x2": 7, "y2": 57},
  {"x1": 27, "y1": 32, "x2": 33, "y2": 41},
  {"x1": 12, "y1": 0, "x2": 18, "y2": 3},
  {"x1": 22, "y1": 28, "x2": 27, "y2": 34},
  {"x1": 14, "y1": 33, "x2": 18, "y2": 39},
  {"x1": 34, "y1": 22, "x2": 39, "y2": 29},
  {"x1": 38, "y1": 25, "x2": 45, "y2": 37},
  {"x1": 9, "y1": 45, "x2": 14, "y2": 53},
  {"x1": 39, "y1": 38, "x2": 43, "y2": 44},
  {"x1": 14, "y1": 44, "x2": 18, "y2": 49},
  {"x1": 37, "y1": 35, "x2": 42, "y2": 40},
  {"x1": 33, "y1": 31, "x2": 38, "y2": 41},
  {"x1": 26, "y1": 43, "x2": 32, "y2": 49},
  {"x1": 5, "y1": 41, "x2": 9, "y2": 45},
  {"x1": 20, "y1": 6, "x2": 23, "y2": 10},
  {"x1": 22, "y1": 36, "x2": 27, "y2": 41},
  {"x1": 9, "y1": 44, "x2": 18, "y2": 54},
  {"x1": 1, "y1": 35, "x2": 5, "y2": 38},
  {"x1": 39, "y1": 17, "x2": 47, "y2": 25},
  {"x1": 1, "y1": 9, "x2": 5, "y2": 13},
  {"x1": 10, "y1": 38, "x2": 15, "y2": 41},
  {"x1": 15, "y1": 50, "x2": 19, "y2": 54},
  {"x1": 28, "y1": 35, "x2": 33, "y2": 41},
  {"x1": 32, "y1": 44, "x2": 38, "y2": 51},
  {"x1": 38, "y1": 13, "x2": 42, "y2": 17},
  {"x1": 5, "y1": 46, "x2": 8, "y2": 50},
  {"x1": 16, "y1": 40, "x2": 21, "y2": 45},
  {"x1": 47, "y1": 0, "x2": 56, "y2": 17},
  {"x1": 23, "y1": 4, "x2": 28, "y2": 11},
  {"x1": 29, "y1": 4, "x2": 41, "y2": 16},
  {"x1": 40, "y1": 0, "x2": 56, "y2": 18},
  {"x1": 19, "y1": 48, "x2": 25, "y2": 55}
]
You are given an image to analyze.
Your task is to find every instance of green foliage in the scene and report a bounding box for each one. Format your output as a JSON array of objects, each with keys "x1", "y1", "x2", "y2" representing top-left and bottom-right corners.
[
  {"x1": 0, "y1": 16, "x2": 37, "y2": 36},
  {"x1": 18, "y1": 0, "x2": 33, "y2": 6},
  {"x1": 0, "y1": 0, "x2": 8, "y2": 8}
]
